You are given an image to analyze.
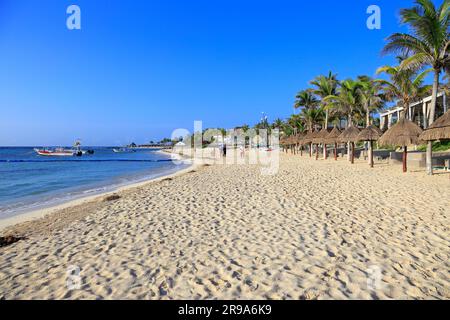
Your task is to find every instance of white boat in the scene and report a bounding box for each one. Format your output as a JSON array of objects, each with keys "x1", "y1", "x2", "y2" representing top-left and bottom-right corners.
[
  {"x1": 34, "y1": 147, "x2": 79, "y2": 157},
  {"x1": 113, "y1": 147, "x2": 136, "y2": 153},
  {"x1": 34, "y1": 140, "x2": 94, "y2": 157}
]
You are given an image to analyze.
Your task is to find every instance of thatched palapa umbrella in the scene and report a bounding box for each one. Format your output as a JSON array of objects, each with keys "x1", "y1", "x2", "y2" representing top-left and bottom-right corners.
[
  {"x1": 419, "y1": 110, "x2": 450, "y2": 176},
  {"x1": 357, "y1": 125, "x2": 383, "y2": 168},
  {"x1": 287, "y1": 135, "x2": 295, "y2": 154},
  {"x1": 324, "y1": 126, "x2": 341, "y2": 161},
  {"x1": 295, "y1": 132, "x2": 306, "y2": 156},
  {"x1": 312, "y1": 128, "x2": 329, "y2": 160},
  {"x1": 291, "y1": 134, "x2": 300, "y2": 154},
  {"x1": 281, "y1": 136, "x2": 290, "y2": 153},
  {"x1": 419, "y1": 110, "x2": 450, "y2": 141},
  {"x1": 282, "y1": 136, "x2": 290, "y2": 153},
  {"x1": 379, "y1": 117, "x2": 423, "y2": 173},
  {"x1": 338, "y1": 126, "x2": 360, "y2": 164},
  {"x1": 302, "y1": 130, "x2": 316, "y2": 157}
]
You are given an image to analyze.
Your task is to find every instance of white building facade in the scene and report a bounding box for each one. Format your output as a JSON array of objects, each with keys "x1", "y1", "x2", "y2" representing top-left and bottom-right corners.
[{"x1": 379, "y1": 92, "x2": 447, "y2": 130}]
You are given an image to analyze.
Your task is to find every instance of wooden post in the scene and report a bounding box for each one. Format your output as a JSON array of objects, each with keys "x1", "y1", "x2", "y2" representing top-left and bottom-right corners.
[
  {"x1": 351, "y1": 142, "x2": 355, "y2": 164},
  {"x1": 309, "y1": 143, "x2": 312, "y2": 157},
  {"x1": 315, "y1": 144, "x2": 319, "y2": 160},
  {"x1": 324, "y1": 144, "x2": 327, "y2": 160},
  {"x1": 370, "y1": 140, "x2": 374, "y2": 168},
  {"x1": 403, "y1": 146, "x2": 407, "y2": 173},
  {"x1": 300, "y1": 145, "x2": 303, "y2": 156},
  {"x1": 334, "y1": 143, "x2": 337, "y2": 160}
]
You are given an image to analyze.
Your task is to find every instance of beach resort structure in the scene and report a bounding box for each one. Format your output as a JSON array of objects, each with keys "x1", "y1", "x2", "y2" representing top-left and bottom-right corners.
[{"x1": 379, "y1": 92, "x2": 447, "y2": 130}]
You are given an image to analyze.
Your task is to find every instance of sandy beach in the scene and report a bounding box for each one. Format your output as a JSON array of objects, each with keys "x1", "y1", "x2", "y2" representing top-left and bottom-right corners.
[{"x1": 0, "y1": 153, "x2": 448, "y2": 300}]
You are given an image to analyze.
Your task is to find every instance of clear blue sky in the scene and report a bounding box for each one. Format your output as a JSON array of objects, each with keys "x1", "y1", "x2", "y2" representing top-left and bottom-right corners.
[{"x1": 0, "y1": 0, "x2": 432, "y2": 146}]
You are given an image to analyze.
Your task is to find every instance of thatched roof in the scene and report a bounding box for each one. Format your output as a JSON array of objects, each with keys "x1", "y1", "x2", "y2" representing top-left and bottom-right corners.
[
  {"x1": 285, "y1": 135, "x2": 294, "y2": 145},
  {"x1": 419, "y1": 110, "x2": 450, "y2": 141},
  {"x1": 324, "y1": 126, "x2": 341, "y2": 144},
  {"x1": 281, "y1": 136, "x2": 293, "y2": 145},
  {"x1": 302, "y1": 130, "x2": 316, "y2": 144},
  {"x1": 357, "y1": 125, "x2": 383, "y2": 142},
  {"x1": 379, "y1": 117, "x2": 423, "y2": 147},
  {"x1": 287, "y1": 134, "x2": 299, "y2": 145},
  {"x1": 312, "y1": 128, "x2": 330, "y2": 144},
  {"x1": 338, "y1": 126, "x2": 361, "y2": 143},
  {"x1": 295, "y1": 133, "x2": 306, "y2": 144}
]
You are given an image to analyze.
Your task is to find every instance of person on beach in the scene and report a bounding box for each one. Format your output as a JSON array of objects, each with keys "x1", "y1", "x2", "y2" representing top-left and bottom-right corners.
[{"x1": 239, "y1": 145, "x2": 245, "y2": 158}]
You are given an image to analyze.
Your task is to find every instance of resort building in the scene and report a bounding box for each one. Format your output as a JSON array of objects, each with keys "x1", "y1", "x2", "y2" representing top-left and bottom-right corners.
[{"x1": 379, "y1": 92, "x2": 447, "y2": 130}]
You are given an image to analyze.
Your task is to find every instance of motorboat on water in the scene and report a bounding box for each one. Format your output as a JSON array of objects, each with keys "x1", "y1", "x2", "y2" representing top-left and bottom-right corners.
[
  {"x1": 34, "y1": 140, "x2": 94, "y2": 157},
  {"x1": 113, "y1": 147, "x2": 136, "y2": 153},
  {"x1": 34, "y1": 147, "x2": 82, "y2": 157}
]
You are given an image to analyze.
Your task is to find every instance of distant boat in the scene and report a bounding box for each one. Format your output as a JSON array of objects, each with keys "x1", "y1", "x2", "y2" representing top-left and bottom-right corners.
[
  {"x1": 113, "y1": 147, "x2": 136, "y2": 153},
  {"x1": 34, "y1": 140, "x2": 94, "y2": 157},
  {"x1": 34, "y1": 147, "x2": 81, "y2": 157}
]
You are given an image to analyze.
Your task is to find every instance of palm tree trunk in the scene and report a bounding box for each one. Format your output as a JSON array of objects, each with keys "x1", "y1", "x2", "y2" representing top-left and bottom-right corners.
[
  {"x1": 366, "y1": 107, "x2": 370, "y2": 127},
  {"x1": 347, "y1": 115, "x2": 352, "y2": 162},
  {"x1": 426, "y1": 70, "x2": 440, "y2": 175},
  {"x1": 366, "y1": 107, "x2": 371, "y2": 165}
]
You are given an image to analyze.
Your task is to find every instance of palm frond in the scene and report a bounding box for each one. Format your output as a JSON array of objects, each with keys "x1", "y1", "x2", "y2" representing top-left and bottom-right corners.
[
  {"x1": 382, "y1": 33, "x2": 431, "y2": 56},
  {"x1": 400, "y1": 52, "x2": 433, "y2": 71}
]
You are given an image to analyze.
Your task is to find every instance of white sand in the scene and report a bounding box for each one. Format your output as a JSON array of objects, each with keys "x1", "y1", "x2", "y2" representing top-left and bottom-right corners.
[{"x1": 0, "y1": 153, "x2": 448, "y2": 299}]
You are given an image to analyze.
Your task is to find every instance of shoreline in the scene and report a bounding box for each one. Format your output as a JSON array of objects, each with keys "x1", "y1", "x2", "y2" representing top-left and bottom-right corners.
[{"x1": 0, "y1": 151, "x2": 194, "y2": 232}]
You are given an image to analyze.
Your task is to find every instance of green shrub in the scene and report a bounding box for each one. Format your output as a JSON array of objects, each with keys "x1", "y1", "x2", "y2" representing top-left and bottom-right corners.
[{"x1": 417, "y1": 140, "x2": 450, "y2": 152}]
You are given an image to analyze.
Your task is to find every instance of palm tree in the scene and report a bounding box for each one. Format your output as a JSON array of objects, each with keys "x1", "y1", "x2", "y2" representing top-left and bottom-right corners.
[
  {"x1": 294, "y1": 89, "x2": 319, "y2": 111},
  {"x1": 287, "y1": 114, "x2": 305, "y2": 134},
  {"x1": 382, "y1": 0, "x2": 450, "y2": 175},
  {"x1": 324, "y1": 79, "x2": 363, "y2": 161},
  {"x1": 324, "y1": 79, "x2": 363, "y2": 127},
  {"x1": 299, "y1": 108, "x2": 324, "y2": 132},
  {"x1": 356, "y1": 76, "x2": 386, "y2": 165},
  {"x1": 271, "y1": 118, "x2": 285, "y2": 130},
  {"x1": 310, "y1": 71, "x2": 339, "y2": 129},
  {"x1": 376, "y1": 63, "x2": 431, "y2": 119},
  {"x1": 241, "y1": 124, "x2": 249, "y2": 133},
  {"x1": 357, "y1": 75, "x2": 386, "y2": 126}
]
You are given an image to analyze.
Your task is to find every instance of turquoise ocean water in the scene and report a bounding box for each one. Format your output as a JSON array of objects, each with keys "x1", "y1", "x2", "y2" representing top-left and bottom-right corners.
[{"x1": 0, "y1": 147, "x2": 188, "y2": 219}]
